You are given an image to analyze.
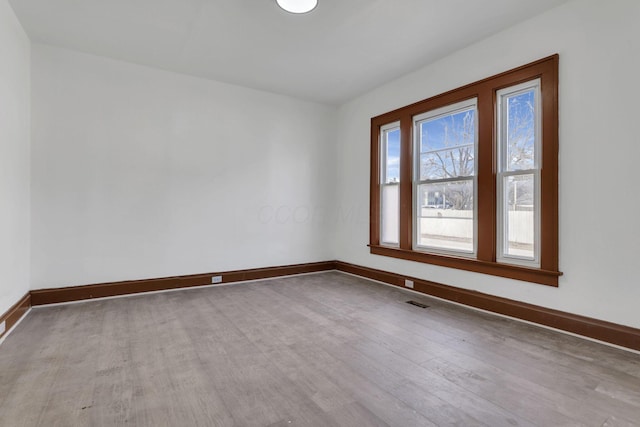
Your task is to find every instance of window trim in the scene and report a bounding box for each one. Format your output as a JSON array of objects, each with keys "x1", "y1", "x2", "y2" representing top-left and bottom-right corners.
[{"x1": 369, "y1": 55, "x2": 561, "y2": 286}]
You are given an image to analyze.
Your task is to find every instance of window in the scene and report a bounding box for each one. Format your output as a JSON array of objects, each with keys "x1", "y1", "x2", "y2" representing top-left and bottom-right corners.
[
  {"x1": 414, "y1": 99, "x2": 477, "y2": 255},
  {"x1": 497, "y1": 80, "x2": 541, "y2": 266},
  {"x1": 370, "y1": 55, "x2": 561, "y2": 286},
  {"x1": 380, "y1": 122, "x2": 401, "y2": 246}
]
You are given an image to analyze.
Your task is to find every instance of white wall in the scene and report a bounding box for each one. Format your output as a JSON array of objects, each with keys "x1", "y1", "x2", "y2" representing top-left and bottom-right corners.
[
  {"x1": 0, "y1": 0, "x2": 30, "y2": 316},
  {"x1": 334, "y1": 0, "x2": 640, "y2": 328},
  {"x1": 31, "y1": 44, "x2": 336, "y2": 289}
]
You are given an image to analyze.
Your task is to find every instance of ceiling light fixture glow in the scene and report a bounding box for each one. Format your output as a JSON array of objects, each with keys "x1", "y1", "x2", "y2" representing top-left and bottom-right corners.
[{"x1": 276, "y1": 0, "x2": 318, "y2": 14}]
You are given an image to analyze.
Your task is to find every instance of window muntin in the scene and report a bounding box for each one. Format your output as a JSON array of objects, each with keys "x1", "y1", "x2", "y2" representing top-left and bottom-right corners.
[
  {"x1": 414, "y1": 100, "x2": 477, "y2": 255},
  {"x1": 497, "y1": 80, "x2": 541, "y2": 266},
  {"x1": 380, "y1": 123, "x2": 400, "y2": 246}
]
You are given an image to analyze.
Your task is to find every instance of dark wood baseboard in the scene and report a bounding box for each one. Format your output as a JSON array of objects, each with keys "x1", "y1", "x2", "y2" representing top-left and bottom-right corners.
[
  {"x1": 22, "y1": 259, "x2": 640, "y2": 352},
  {"x1": 335, "y1": 261, "x2": 640, "y2": 352},
  {"x1": 0, "y1": 293, "x2": 31, "y2": 340},
  {"x1": 30, "y1": 261, "x2": 337, "y2": 306}
]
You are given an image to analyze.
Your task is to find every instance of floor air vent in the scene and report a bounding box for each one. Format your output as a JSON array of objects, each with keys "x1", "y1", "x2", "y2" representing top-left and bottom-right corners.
[{"x1": 406, "y1": 300, "x2": 429, "y2": 309}]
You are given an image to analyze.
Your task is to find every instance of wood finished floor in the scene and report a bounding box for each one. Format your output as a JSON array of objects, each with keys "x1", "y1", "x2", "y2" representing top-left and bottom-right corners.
[{"x1": 1, "y1": 272, "x2": 639, "y2": 427}]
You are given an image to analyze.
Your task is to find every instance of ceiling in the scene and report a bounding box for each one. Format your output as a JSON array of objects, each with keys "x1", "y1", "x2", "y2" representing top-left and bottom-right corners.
[{"x1": 10, "y1": 0, "x2": 570, "y2": 105}]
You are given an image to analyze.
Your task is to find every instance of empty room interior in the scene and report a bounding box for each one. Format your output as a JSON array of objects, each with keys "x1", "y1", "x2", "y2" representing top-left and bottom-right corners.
[{"x1": 1, "y1": 0, "x2": 640, "y2": 425}]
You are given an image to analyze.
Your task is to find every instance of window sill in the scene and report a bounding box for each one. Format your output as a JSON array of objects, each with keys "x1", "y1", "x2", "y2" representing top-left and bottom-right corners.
[{"x1": 369, "y1": 245, "x2": 562, "y2": 286}]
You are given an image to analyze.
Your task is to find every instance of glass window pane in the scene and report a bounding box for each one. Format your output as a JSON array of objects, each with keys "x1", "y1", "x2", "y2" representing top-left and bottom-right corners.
[
  {"x1": 384, "y1": 128, "x2": 400, "y2": 183},
  {"x1": 420, "y1": 147, "x2": 475, "y2": 180},
  {"x1": 505, "y1": 89, "x2": 536, "y2": 171},
  {"x1": 381, "y1": 184, "x2": 399, "y2": 245},
  {"x1": 416, "y1": 180, "x2": 474, "y2": 252},
  {"x1": 419, "y1": 108, "x2": 475, "y2": 181},
  {"x1": 503, "y1": 174, "x2": 535, "y2": 258}
]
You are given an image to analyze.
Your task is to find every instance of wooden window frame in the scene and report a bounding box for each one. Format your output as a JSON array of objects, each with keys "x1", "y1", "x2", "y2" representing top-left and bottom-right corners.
[{"x1": 369, "y1": 55, "x2": 561, "y2": 286}]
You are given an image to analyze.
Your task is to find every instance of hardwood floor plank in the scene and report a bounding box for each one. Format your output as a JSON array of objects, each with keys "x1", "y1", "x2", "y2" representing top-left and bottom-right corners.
[
  {"x1": 324, "y1": 402, "x2": 390, "y2": 427},
  {"x1": 390, "y1": 380, "x2": 491, "y2": 427},
  {"x1": 1, "y1": 272, "x2": 639, "y2": 426}
]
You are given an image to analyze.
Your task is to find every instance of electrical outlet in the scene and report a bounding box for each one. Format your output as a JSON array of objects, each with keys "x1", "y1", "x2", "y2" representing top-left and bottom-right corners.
[
  {"x1": 211, "y1": 275, "x2": 223, "y2": 284},
  {"x1": 0, "y1": 320, "x2": 5, "y2": 335},
  {"x1": 404, "y1": 279, "x2": 414, "y2": 289}
]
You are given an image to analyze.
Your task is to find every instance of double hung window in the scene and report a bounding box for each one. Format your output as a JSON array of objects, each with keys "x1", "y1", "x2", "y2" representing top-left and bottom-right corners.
[
  {"x1": 414, "y1": 99, "x2": 477, "y2": 255},
  {"x1": 496, "y1": 80, "x2": 541, "y2": 266},
  {"x1": 370, "y1": 56, "x2": 560, "y2": 285},
  {"x1": 380, "y1": 123, "x2": 401, "y2": 246}
]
